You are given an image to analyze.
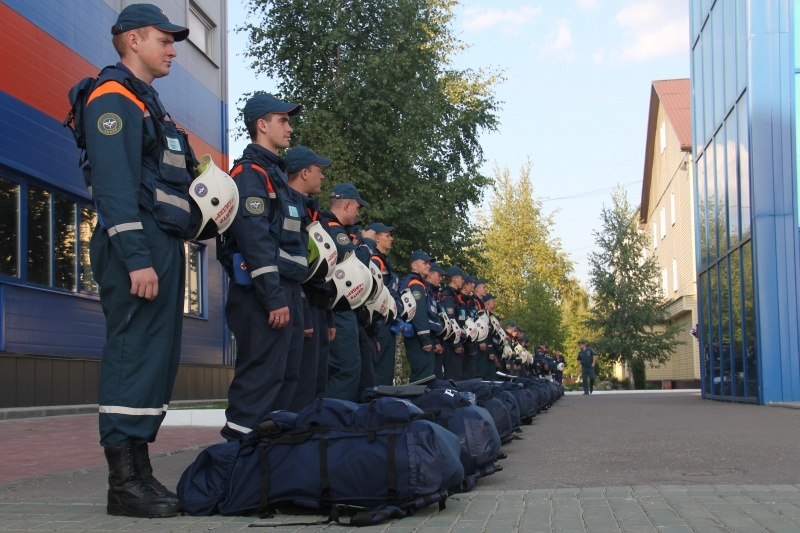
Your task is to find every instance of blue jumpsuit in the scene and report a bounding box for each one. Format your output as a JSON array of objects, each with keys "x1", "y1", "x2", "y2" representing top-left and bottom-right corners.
[
  {"x1": 84, "y1": 63, "x2": 196, "y2": 448},
  {"x1": 401, "y1": 273, "x2": 435, "y2": 383},
  {"x1": 221, "y1": 145, "x2": 308, "y2": 440}
]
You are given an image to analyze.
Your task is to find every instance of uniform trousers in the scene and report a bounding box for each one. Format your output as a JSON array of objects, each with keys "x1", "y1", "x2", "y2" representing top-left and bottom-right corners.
[
  {"x1": 443, "y1": 342, "x2": 463, "y2": 381},
  {"x1": 404, "y1": 336, "x2": 434, "y2": 383},
  {"x1": 327, "y1": 310, "x2": 360, "y2": 401},
  {"x1": 291, "y1": 305, "x2": 329, "y2": 411},
  {"x1": 92, "y1": 211, "x2": 184, "y2": 448},
  {"x1": 373, "y1": 324, "x2": 396, "y2": 386},
  {"x1": 223, "y1": 277, "x2": 303, "y2": 440}
]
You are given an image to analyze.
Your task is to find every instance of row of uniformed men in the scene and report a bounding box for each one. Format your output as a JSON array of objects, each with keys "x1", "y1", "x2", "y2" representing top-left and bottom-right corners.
[{"x1": 218, "y1": 93, "x2": 576, "y2": 442}]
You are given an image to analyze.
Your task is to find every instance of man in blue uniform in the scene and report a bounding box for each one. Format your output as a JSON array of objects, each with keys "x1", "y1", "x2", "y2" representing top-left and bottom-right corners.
[
  {"x1": 460, "y1": 275, "x2": 478, "y2": 379},
  {"x1": 441, "y1": 265, "x2": 467, "y2": 380},
  {"x1": 402, "y1": 250, "x2": 436, "y2": 383},
  {"x1": 427, "y1": 262, "x2": 447, "y2": 378},
  {"x1": 82, "y1": 4, "x2": 193, "y2": 518},
  {"x1": 578, "y1": 340, "x2": 597, "y2": 394},
  {"x1": 285, "y1": 146, "x2": 334, "y2": 409},
  {"x1": 220, "y1": 93, "x2": 308, "y2": 441},
  {"x1": 320, "y1": 184, "x2": 374, "y2": 401},
  {"x1": 369, "y1": 222, "x2": 399, "y2": 386}
]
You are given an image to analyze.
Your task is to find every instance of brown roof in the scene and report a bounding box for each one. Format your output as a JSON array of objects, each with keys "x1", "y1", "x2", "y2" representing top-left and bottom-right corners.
[
  {"x1": 640, "y1": 78, "x2": 691, "y2": 223},
  {"x1": 653, "y1": 79, "x2": 692, "y2": 150}
]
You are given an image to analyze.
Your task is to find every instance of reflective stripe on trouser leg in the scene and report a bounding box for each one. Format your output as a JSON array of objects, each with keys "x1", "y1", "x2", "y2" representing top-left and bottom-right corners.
[{"x1": 92, "y1": 213, "x2": 184, "y2": 448}]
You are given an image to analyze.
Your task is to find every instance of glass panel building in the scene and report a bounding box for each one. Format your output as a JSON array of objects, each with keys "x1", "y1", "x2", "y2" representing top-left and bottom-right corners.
[{"x1": 691, "y1": 0, "x2": 800, "y2": 403}]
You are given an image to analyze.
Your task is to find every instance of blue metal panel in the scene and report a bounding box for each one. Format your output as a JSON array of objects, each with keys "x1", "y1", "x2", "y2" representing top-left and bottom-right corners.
[
  {"x1": 0, "y1": 92, "x2": 88, "y2": 199},
  {"x1": 2, "y1": 0, "x2": 224, "y2": 153},
  {"x1": 748, "y1": 6, "x2": 800, "y2": 402}
]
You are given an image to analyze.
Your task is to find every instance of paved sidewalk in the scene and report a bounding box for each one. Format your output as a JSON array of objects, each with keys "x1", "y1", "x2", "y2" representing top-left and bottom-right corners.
[{"x1": 1, "y1": 391, "x2": 799, "y2": 532}]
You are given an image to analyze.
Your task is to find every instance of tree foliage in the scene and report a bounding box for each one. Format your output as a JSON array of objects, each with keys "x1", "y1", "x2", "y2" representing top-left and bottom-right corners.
[
  {"x1": 585, "y1": 187, "x2": 681, "y2": 388},
  {"x1": 475, "y1": 161, "x2": 582, "y2": 347},
  {"x1": 239, "y1": 0, "x2": 502, "y2": 265}
]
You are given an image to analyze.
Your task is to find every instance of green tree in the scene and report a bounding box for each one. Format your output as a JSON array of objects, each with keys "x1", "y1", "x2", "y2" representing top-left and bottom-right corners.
[
  {"x1": 476, "y1": 161, "x2": 578, "y2": 343},
  {"x1": 239, "y1": 0, "x2": 501, "y2": 264},
  {"x1": 585, "y1": 187, "x2": 681, "y2": 389}
]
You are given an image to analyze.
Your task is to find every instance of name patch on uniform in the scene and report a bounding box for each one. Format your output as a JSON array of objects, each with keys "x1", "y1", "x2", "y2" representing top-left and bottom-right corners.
[
  {"x1": 336, "y1": 233, "x2": 350, "y2": 245},
  {"x1": 166, "y1": 136, "x2": 182, "y2": 151},
  {"x1": 245, "y1": 197, "x2": 265, "y2": 215},
  {"x1": 288, "y1": 205, "x2": 299, "y2": 218},
  {"x1": 97, "y1": 113, "x2": 122, "y2": 135},
  {"x1": 412, "y1": 290, "x2": 422, "y2": 301}
]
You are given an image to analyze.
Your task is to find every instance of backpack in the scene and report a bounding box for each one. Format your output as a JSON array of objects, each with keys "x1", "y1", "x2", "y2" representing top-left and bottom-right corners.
[
  {"x1": 361, "y1": 385, "x2": 503, "y2": 492},
  {"x1": 177, "y1": 397, "x2": 464, "y2": 526},
  {"x1": 64, "y1": 75, "x2": 103, "y2": 191}
]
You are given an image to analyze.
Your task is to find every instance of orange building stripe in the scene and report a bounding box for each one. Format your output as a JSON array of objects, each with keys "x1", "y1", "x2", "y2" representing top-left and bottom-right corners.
[{"x1": 0, "y1": 2, "x2": 226, "y2": 169}]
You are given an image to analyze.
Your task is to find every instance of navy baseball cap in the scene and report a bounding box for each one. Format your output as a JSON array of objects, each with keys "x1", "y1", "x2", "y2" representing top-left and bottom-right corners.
[
  {"x1": 473, "y1": 278, "x2": 487, "y2": 286},
  {"x1": 243, "y1": 93, "x2": 301, "y2": 126},
  {"x1": 446, "y1": 265, "x2": 466, "y2": 278},
  {"x1": 366, "y1": 222, "x2": 393, "y2": 233},
  {"x1": 506, "y1": 321, "x2": 517, "y2": 328},
  {"x1": 112, "y1": 3, "x2": 189, "y2": 41},
  {"x1": 578, "y1": 339, "x2": 587, "y2": 345},
  {"x1": 409, "y1": 249, "x2": 434, "y2": 263},
  {"x1": 330, "y1": 183, "x2": 368, "y2": 206},
  {"x1": 429, "y1": 262, "x2": 447, "y2": 275},
  {"x1": 463, "y1": 275, "x2": 476, "y2": 285},
  {"x1": 285, "y1": 146, "x2": 331, "y2": 175},
  {"x1": 483, "y1": 293, "x2": 496, "y2": 302}
]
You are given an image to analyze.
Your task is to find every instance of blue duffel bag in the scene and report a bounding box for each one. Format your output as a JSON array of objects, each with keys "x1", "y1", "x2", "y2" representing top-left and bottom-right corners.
[{"x1": 177, "y1": 397, "x2": 464, "y2": 524}]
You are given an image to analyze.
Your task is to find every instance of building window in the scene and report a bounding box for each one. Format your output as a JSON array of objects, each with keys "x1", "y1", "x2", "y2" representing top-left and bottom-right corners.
[
  {"x1": 670, "y1": 192, "x2": 676, "y2": 225},
  {"x1": 662, "y1": 268, "x2": 668, "y2": 298},
  {"x1": 660, "y1": 207, "x2": 667, "y2": 238},
  {"x1": 660, "y1": 121, "x2": 667, "y2": 153},
  {"x1": 188, "y1": 2, "x2": 215, "y2": 59},
  {"x1": 672, "y1": 258, "x2": 678, "y2": 292},
  {"x1": 0, "y1": 177, "x2": 20, "y2": 278},
  {"x1": 653, "y1": 222, "x2": 658, "y2": 249},
  {"x1": 184, "y1": 242, "x2": 204, "y2": 316},
  {"x1": 80, "y1": 207, "x2": 98, "y2": 294}
]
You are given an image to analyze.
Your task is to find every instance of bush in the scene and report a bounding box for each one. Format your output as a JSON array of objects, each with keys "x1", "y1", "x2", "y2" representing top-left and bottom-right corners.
[{"x1": 631, "y1": 358, "x2": 646, "y2": 390}]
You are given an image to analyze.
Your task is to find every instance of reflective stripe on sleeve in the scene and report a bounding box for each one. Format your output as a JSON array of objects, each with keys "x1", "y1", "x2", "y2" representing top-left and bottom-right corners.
[
  {"x1": 107, "y1": 221, "x2": 144, "y2": 236},
  {"x1": 155, "y1": 189, "x2": 191, "y2": 213},
  {"x1": 250, "y1": 265, "x2": 279, "y2": 278},
  {"x1": 418, "y1": 330, "x2": 431, "y2": 335},
  {"x1": 279, "y1": 249, "x2": 308, "y2": 267}
]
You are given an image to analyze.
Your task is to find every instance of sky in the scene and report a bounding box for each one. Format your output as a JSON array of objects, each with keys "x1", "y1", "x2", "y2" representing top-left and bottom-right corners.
[{"x1": 225, "y1": 0, "x2": 691, "y2": 287}]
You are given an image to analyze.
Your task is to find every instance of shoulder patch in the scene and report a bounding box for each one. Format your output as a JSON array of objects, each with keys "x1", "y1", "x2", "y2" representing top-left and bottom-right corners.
[
  {"x1": 412, "y1": 290, "x2": 422, "y2": 301},
  {"x1": 245, "y1": 197, "x2": 265, "y2": 215},
  {"x1": 336, "y1": 233, "x2": 350, "y2": 245},
  {"x1": 97, "y1": 113, "x2": 122, "y2": 135}
]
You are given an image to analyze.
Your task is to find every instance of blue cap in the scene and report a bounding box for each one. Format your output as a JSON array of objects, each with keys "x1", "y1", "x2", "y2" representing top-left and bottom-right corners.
[
  {"x1": 366, "y1": 222, "x2": 393, "y2": 233},
  {"x1": 473, "y1": 278, "x2": 487, "y2": 286},
  {"x1": 330, "y1": 183, "x2": 368, "y2": 207},
  {"x1": 506, "y1": 321, "x2": 517, "y2": 328},
  {"x1": 463, "y1": 275, "x2": 476, "y2": 285},
  {"x1": 243, "y1": 94, "x2": 301, "y2": 126},
  {"x1": 446, "y1": 265, "x2": 466, "y2": 278},
  {"x1": 429, "y1": 262, "x2": 447, "y2": 275},
  {"x1": 483, "y1": 293, "x2": 496, "y2": 302},
  {"x1": 409, "y1": 249, "x2": 434, "y2": 263},
  {"x1": 112, "y1": 4, "x2": 189, "y2": 41},
  {"x1": 579, "y1": 339, "x2": 587, "y2": 345},
  {"x1": 285, "y1": 146, "x2": 331, "y2": 175}
]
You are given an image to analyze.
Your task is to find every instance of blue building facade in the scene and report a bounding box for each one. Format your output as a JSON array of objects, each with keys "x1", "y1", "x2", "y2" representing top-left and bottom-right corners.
[
  {"x1": 0, "y1": 0, "x2": 233, "y2": 407},
  {"x1": 691, "y1": 0, "x2": 800, "y2": 403}
]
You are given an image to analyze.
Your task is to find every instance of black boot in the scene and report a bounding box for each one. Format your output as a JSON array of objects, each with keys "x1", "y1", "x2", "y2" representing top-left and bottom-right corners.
[
  {"x1": 133, "y1": 443, "x2": 179, "y2": 502},
  {"x1": 589, "y1": 379, "x2": 594, "y2": 394},
  {"x1": 104, "y1": 445, "x2": 180, "y2": 518}
]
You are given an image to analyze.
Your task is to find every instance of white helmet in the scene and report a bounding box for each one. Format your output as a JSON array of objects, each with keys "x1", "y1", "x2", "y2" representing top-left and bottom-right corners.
[
  {"x1": 514, "y1": 343, "x2": 524, "y2": 356},
  {"x1": 398, "y1": 288, "x2": 417, "y2": 321},
  {"x1": 450, "y1": 318, "x2": 462, "y2": 343},
  {"x1": 475, "y1": 311, "x2": 491, "y2": 342},
  {"x1": 329, "y1": 253, "x2": 374, "y2": 310},
  {"x1": 438, "y1": 311, "x2": 454, "y2": 340},
  {"x1": 464, "y1": 317, "x2": 480, "y2": 342},
  {"x1": 190, "y1": 154, "x2": 239, "y2": 240},
  {"x1": 489, "y1": 314, "x2": 502, "y2": 333},
  {"x1": 521, "y1": 349, "x2": 532, "y2": 364},
  {"x1": 364, "y1": 262, "x2": 384, "y2": 305},
  {"x1": 502, "y1": 344, "x2": 513, "y2": 359},
  {"x1": 385, "y1": 293, "x2": 398, "y2": 323},
  {"x1": 557, "y1": 362, "x2": 566, "y2": 371},
  {"x1": 305, "y1": 221, "x2": 338, "y2": 282},
  {"x1": 365, "y1": 285, "x2": 393, "y2": 325}
]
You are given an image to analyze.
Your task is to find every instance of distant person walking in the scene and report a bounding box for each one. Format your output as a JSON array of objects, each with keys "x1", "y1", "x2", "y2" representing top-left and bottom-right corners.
[{"x1": 577, "y1": 340, "x2": 596, "y2": 395}]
